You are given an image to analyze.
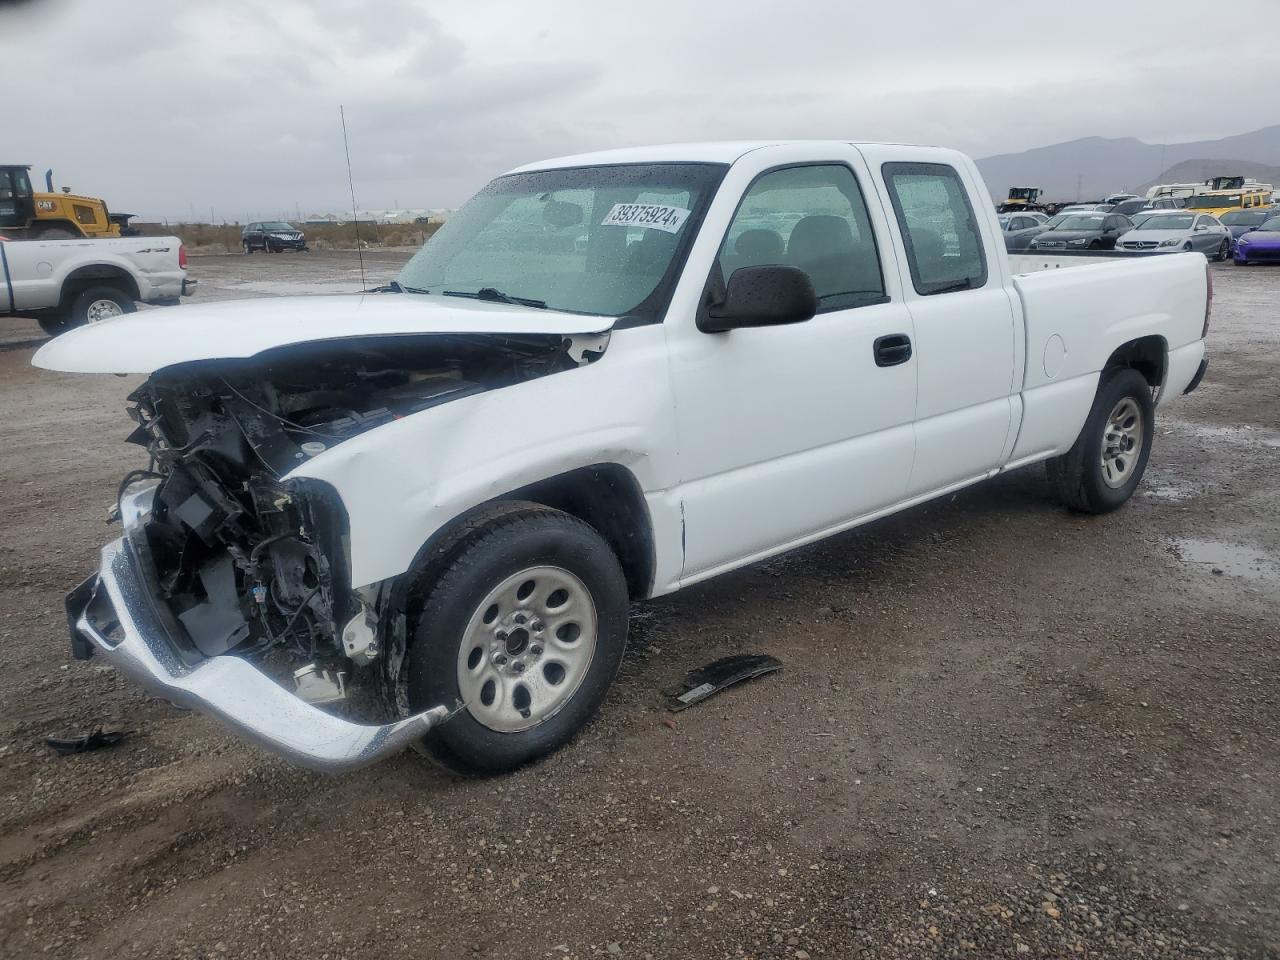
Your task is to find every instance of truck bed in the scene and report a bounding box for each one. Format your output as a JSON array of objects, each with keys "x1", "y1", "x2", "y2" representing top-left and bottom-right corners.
[{"x1": 1004, "y1": 251, "x2": 1208, "y2": 465}]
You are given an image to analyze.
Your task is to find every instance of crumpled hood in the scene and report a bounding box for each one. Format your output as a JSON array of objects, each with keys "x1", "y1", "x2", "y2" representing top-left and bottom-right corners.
[{"x1": 32, "y1": 293, "x2": 615, "y2": 375}]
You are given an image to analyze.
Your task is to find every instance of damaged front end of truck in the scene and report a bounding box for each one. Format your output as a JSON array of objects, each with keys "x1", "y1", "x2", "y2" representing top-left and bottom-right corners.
[{"x1": 52, "y1": 321, "x2": 609, "y2": 772}]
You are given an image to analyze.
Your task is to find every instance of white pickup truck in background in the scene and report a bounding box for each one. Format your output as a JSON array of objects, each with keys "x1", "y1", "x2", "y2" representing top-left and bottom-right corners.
[
  {"x1": 1, "y1": 235, "x2": 194, "y2": 335},
  {"x1": 35, "y1": 140, "x2": 1209, "y2": 776}
]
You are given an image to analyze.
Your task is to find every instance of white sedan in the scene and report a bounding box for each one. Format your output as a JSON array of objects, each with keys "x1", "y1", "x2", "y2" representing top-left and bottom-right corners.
[{"x1": 1115, "y1": 212, "x2": 1232, "y2": 260}]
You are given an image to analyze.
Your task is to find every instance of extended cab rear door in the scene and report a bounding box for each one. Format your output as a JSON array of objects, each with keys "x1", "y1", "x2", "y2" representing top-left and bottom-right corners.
[{"x1": 857, "y1": 146, "x2": 1020, "y2": 496}]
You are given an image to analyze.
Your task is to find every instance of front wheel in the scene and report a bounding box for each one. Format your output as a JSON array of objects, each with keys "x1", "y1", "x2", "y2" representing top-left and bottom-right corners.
[
  {"x1": 406, "y1": 504, "x2": 629, "y2": 775},
  {"x1": 1048, "y1": 368, "x2": 1154, "y2": 514}
]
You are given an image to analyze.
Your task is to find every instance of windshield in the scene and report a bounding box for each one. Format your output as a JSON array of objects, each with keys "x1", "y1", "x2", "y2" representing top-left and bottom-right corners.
[
  {"x1": 1185, "y1": 194, "x2": 1240, "y2": 209},
  {"x1": 1221, "y1": 210, "x2": 1270, "y2": 226},
  {"x1": 1043, "y1": 214, "x2": 1067, "y2": 228},
  {"x1": 262, "y1": 221, "x2": 293, "y2": 231},
  {"x1": 1137, "y1": 214, "x2": 1194, "y2": 231},
  {"x1": 1052, "y1": 215, "x2": 1105, "y2": 230},
  {"x1": 396, "y1": 163, "x2": 727, "y2": 321},
  {"x1": 1261, "y1": 218, "x2": 1280, "y2": 232}
]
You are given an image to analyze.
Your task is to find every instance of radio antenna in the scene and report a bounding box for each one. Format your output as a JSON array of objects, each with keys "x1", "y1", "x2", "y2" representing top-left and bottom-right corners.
[{"x1": 339, "y1": 104, "x2": 367, "y2": 290}]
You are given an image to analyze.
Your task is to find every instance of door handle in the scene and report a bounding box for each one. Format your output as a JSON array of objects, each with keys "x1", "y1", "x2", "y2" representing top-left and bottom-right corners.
[{"x1": 873, "y1": 333, "x2": 912, "y2": 367}]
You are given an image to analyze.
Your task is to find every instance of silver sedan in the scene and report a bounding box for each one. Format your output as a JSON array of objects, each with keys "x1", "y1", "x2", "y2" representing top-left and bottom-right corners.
[{"x1": 1114, "y1": 212, "x2": 1232, "y2": 260}]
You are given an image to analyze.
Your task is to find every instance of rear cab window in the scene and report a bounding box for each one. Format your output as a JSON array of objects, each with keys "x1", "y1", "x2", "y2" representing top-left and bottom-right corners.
[{"x1": 882, "y1": 162, "x2": 987, "y2": 295}]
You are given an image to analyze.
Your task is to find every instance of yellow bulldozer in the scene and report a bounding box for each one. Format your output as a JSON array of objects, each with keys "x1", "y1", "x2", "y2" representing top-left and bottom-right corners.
[{"x1": 0, "y1": 165, "x2": 135, "y2": 239}]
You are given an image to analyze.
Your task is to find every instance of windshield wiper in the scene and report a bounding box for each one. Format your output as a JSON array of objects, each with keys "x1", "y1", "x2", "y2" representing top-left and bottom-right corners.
[
  {"x1": 443, "y1": 287, "x2": 547, "y2": 309},
  {"x1": 367, "y1": 280, "x2": 430, "y2": 294}
]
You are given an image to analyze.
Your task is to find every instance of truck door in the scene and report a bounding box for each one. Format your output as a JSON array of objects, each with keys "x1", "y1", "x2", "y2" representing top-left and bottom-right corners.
[
  {"x1": 872, "y1": 156, "x2": 1018, "y2": 497},
  {"x1": 667, "y1": 146, "x2": 918, "y2": 582}
]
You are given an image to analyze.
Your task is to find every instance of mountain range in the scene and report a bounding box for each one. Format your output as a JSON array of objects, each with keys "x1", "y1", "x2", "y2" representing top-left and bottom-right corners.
[{"x1": 977, "y1": 125, "x2": 1280, "y2": 202}]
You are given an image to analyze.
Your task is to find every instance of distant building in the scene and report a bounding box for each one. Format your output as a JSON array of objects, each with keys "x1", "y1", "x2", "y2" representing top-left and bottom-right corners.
[{"x1": 302, "y1": 208, "x2": 453, "y2": 225}]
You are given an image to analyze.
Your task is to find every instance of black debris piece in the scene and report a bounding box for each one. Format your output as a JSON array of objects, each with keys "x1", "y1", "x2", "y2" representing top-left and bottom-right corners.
[
  {"x1": 45, "y1": 728, "x2": 131, "y2": 756},
  {"x1": 663, "y1": 653, "x2": 782, "y2": 712}
]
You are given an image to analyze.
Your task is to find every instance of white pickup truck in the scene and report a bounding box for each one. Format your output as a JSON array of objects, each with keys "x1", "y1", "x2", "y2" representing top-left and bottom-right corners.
[
  {"x1": 1, "y1": 235, "x2": 194, "y2": 335},
  {"x1": 34, "y1": 141, "x2": 1209, "y2": 775}
]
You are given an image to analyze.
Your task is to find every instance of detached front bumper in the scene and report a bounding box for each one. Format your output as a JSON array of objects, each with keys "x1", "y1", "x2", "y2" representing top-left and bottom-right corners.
[{"x1": 66, "y1": 484, "x2": 449, "y2": 773}]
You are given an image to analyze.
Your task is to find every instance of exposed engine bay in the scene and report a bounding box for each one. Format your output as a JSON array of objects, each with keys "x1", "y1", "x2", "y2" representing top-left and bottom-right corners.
[{"x1": 120, "y1": 332, "x2": 603, "y2": 681}]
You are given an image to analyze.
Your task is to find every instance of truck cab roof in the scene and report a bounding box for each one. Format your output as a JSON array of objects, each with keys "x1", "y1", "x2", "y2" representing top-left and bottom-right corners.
[{"x1": 507, "y1": 140, "x2": 960, "y2": 173}]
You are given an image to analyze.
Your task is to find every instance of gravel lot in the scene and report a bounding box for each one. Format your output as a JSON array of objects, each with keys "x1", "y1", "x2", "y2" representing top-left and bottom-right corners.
[{"x1": 1, "y1": 250, "x2": 1277, "y2": 959}]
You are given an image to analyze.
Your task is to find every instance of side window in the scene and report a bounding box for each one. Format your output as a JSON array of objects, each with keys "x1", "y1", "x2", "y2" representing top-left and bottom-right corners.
[
  {"x1": 882, "y1": 162, "x2": 987, "y2": 295},
  {"x1": 718, "y1": 164, "x2": 885, "y2": 311}
]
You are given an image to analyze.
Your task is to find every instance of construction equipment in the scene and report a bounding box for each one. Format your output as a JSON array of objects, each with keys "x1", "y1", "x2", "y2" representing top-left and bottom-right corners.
[
  {"x1": 996, "y1": 186, "x2": 1047, "y2": 214},
  {"x1": 0, "y1": 165, "x2": 134, "y2": 239}
]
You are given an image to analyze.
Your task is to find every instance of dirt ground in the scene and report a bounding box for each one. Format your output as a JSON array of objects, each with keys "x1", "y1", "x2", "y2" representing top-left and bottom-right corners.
[{"x1": 1, "y1": 250, "x2": 1277, "y2": 960}]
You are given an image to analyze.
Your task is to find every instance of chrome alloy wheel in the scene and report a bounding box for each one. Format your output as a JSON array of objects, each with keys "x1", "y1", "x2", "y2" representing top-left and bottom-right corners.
[
  {"x1": 85, "y1": 298, "x2": 125, "y2": 323},
  {"x1": 455, "y1": 565, "x2": 597, "y2": 733},
  {"x1": 1100, "y1": 396, "x2": 1144, "y2": 489}
]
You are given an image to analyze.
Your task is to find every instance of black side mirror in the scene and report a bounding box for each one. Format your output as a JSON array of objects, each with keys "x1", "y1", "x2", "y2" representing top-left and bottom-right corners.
[{"x1": 701, "y1": 265, "x2": 818, "y2": 333}]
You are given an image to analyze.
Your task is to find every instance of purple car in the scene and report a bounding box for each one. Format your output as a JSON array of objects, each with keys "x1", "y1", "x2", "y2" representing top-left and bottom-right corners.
[{"x1": 1233, "y1": 214, "x2": 1280, "y2": 264}]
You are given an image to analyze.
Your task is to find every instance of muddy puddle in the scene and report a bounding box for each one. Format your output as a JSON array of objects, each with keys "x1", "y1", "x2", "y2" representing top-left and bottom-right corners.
[{"x1": 1169, "y1": 537, "x2": 1280, "y2": 585}]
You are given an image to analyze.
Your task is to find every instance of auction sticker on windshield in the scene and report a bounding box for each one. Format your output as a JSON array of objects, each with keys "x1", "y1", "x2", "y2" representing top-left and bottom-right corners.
[{"x1": 601, "y1": 203, "x2": 691, "y2": 234}]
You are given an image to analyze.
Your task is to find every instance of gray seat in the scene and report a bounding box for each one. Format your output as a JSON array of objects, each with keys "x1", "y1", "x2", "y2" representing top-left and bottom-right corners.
[
  {"x1": 735, "y1": 228, "x2": 784, "y2": 263},
  {"x1": 787, "y1": 215, "x2": 880, "y2": 298}
]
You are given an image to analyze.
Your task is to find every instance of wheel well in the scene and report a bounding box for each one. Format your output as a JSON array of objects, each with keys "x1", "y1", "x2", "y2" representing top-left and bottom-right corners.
[
  {"x1": 59, "y1": 265, "x2": 140, "y2": 309},
  {"x1": 1105, "y1": 336, "x2": 1166, "y2": 389},
  {"x1": 394, "y1": 463, "x2": 656, "y2": 615},
  {"x1": 511, "y1": 464, "x2": 655, "y2": 600}
]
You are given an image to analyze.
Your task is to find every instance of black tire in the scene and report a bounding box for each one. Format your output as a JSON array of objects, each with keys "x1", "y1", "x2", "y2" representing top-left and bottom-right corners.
[
  {"x1": 62, "y1": 285, "x2": 137, "y2": 329},
  {"x1": 1088, "y1": 240, "x2": 1101, "y2": 249},
  {"x1": 406, "y1": 504, "x2": 629, "y2": 775},
  {"x1": 243, "y1": 241, "x2": 252, "y2": 254},
  {"x1": 1047, "y1": 368, "x2": 1154, "y2": 514},
  {"x1": 1214, "y1": 240, "x2": 1229, "y2": 262},
  {"x1": 36, "y1": 226, "x2": 77, "y2": 240},
  {"x1": 37, "y1": 315, "x2": 71, "y2": 337}
]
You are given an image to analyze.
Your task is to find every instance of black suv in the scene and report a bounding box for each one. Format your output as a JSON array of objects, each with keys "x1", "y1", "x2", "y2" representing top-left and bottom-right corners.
[{"x1": 242, "y1": 221, "x2": 307, "y2": 253}]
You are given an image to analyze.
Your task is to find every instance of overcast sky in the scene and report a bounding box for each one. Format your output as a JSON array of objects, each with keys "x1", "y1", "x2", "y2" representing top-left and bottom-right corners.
[{"x1": 3, "y1": 0, "x2": 1278, "y2": 221}]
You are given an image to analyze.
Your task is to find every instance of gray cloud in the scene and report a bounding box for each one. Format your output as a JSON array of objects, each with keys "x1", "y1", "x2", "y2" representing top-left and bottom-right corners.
[{"x1": 2, "y1": 0, "x2": 1277, "y2": 221}]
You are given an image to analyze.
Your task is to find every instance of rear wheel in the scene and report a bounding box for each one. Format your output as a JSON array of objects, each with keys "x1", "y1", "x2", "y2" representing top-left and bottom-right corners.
[
  {"x1": 67, "y1": 285, "x2": 135, "y2": 329},
  {"x1": 37, "y1": 315, "x2": 71, "y2": 337},
  {"x1": 1047, "y1": 368, "x2": 1154, "y2": 514},
  {"x1": 406, "y1": 504, "x2": 629, "y2": 775},
  {"x1": 1215, "y1": 239, "x2": 1230, "y2": 262}
]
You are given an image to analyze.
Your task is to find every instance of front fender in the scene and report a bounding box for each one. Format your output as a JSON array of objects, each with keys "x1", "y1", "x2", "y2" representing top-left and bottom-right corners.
[{"x1": 288, "y1": 326, "x2": 678, "y2": 588}]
